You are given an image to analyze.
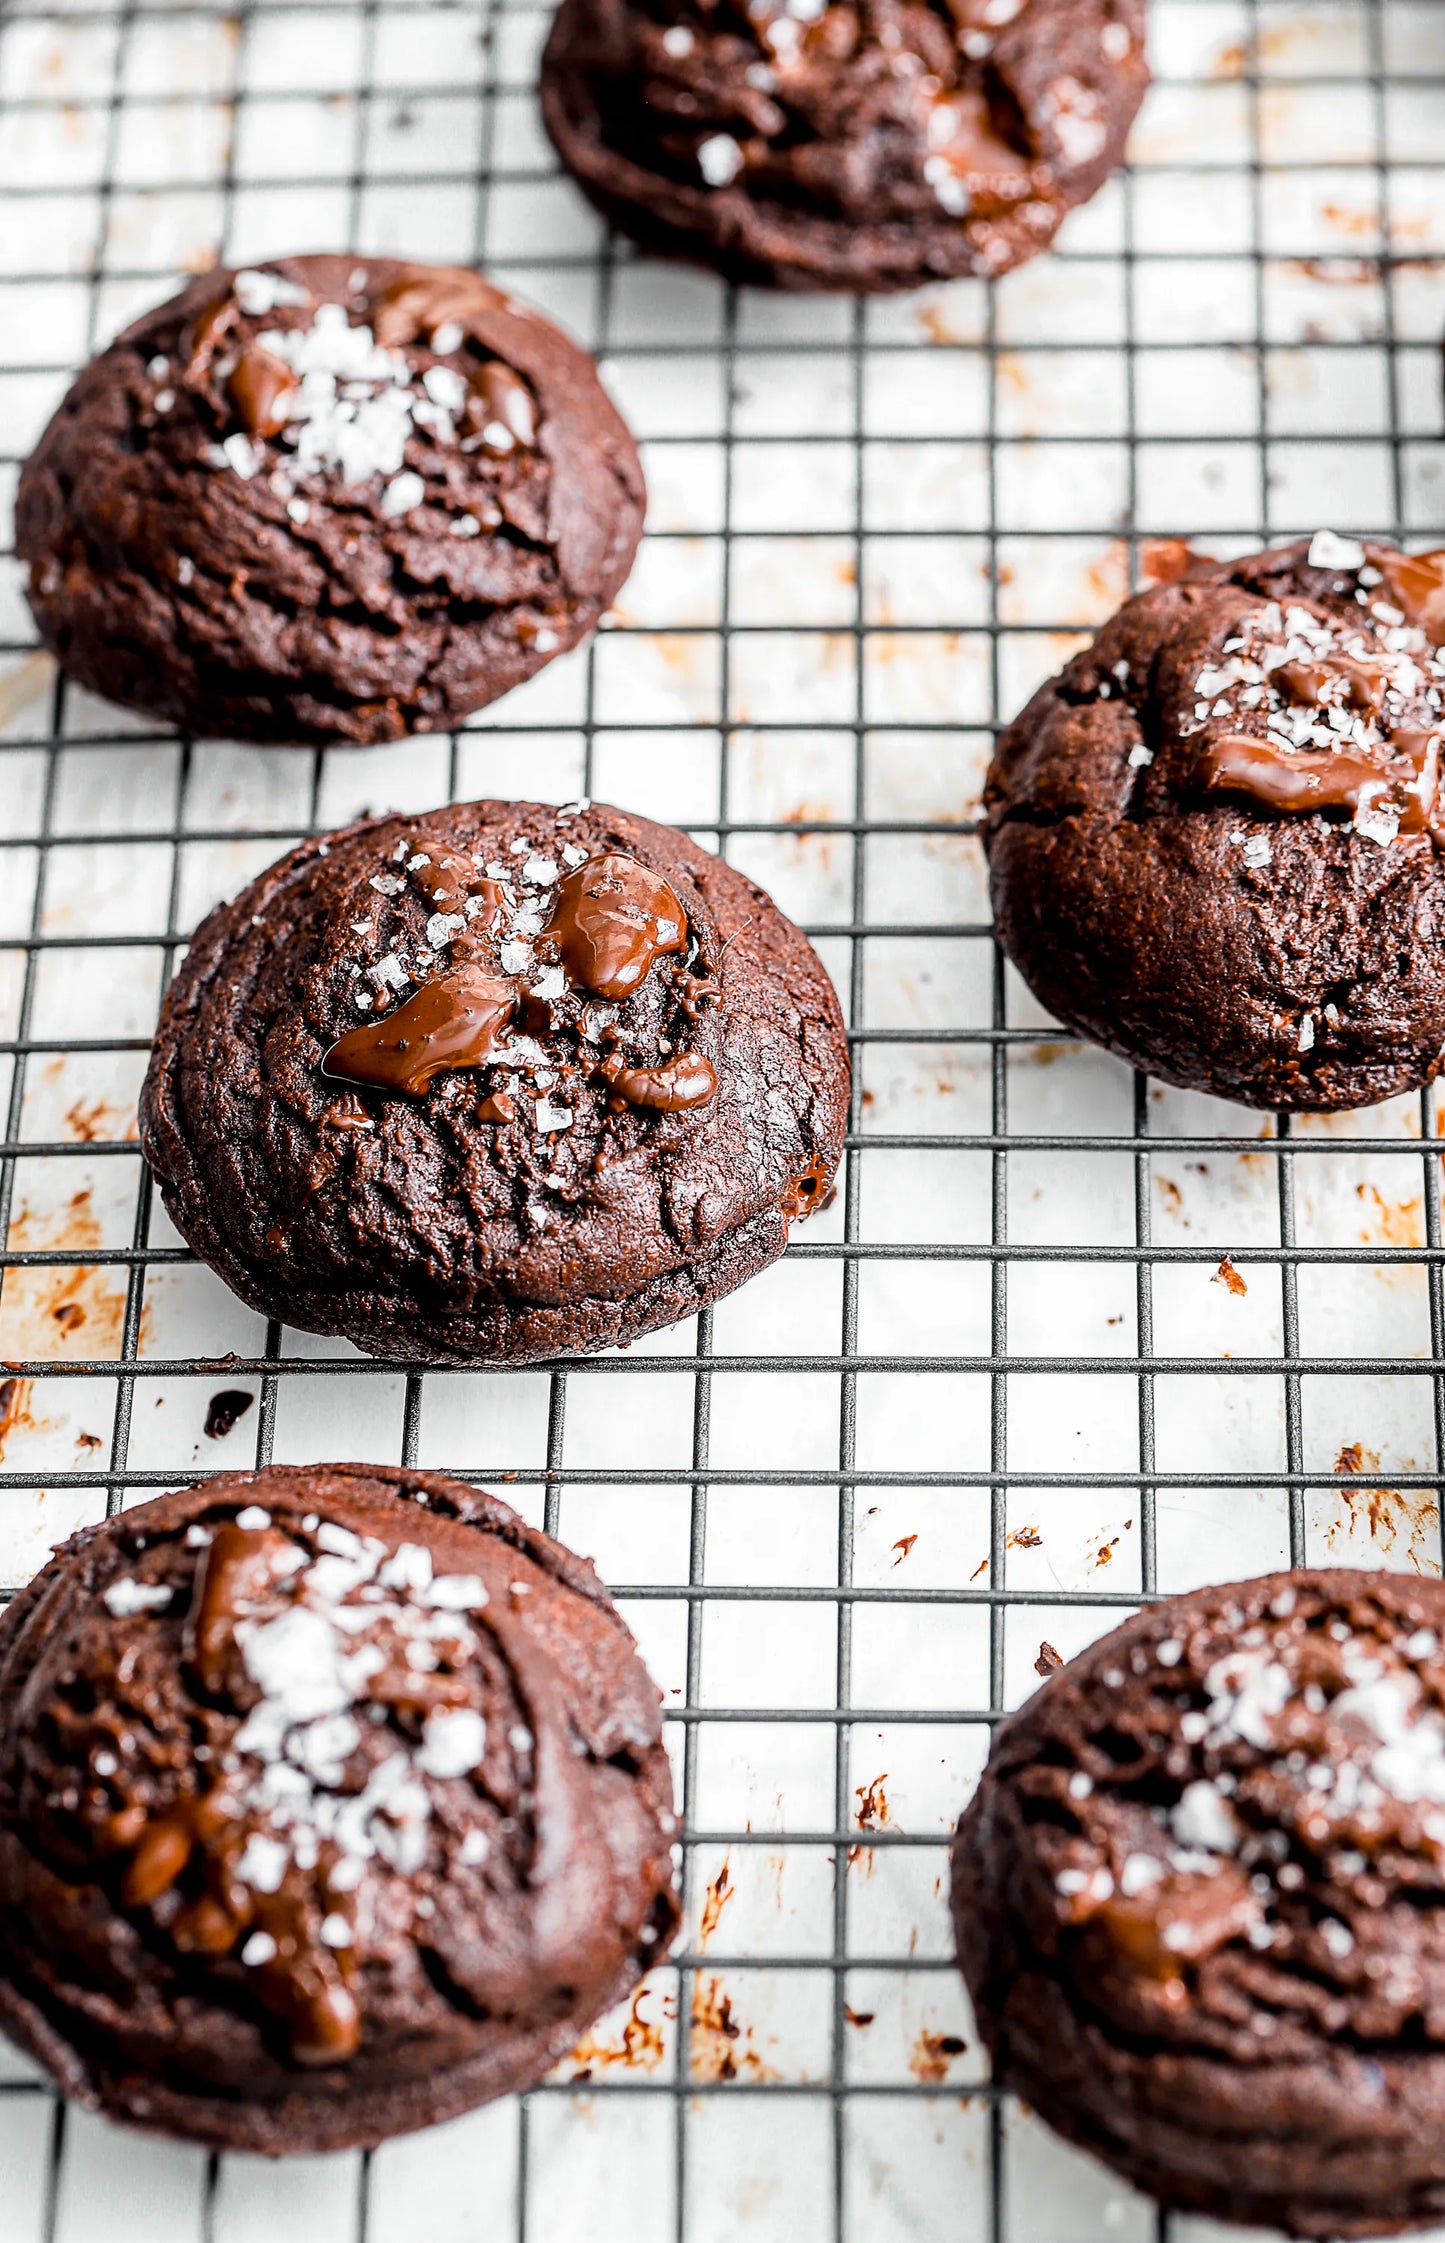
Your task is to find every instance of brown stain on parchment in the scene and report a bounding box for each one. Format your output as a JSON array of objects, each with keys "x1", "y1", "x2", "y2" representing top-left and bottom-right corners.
[
  {"x1": 1327, "y1": 1443, "x2": 1438, "y2": 1573},
  {"x1": 1355, "y1": 1183, "x2": 1424, "y2": 1249},
  {"x1": 849, "y1": 1772, "x2": 891, "y2": 1877},
  {"x1": 1, "y1": 1189, "x2": 137, "y2": 1360},
  {"x1": 689, "y1": 1975, "x2": 780, "y2": 2084},
  {"x1": 566, "y1": 1981, "x2": 670, "y2": 2080},
  {"x1": 696, "y1": 1859, "x2": 733, "y2": 1951},
  {"x1": 909, "y1": 2027, "x2": 969, "y2": 2084},
  {"x1": 0, "y1": 1377, "x2": 38, "y2": 1460}
]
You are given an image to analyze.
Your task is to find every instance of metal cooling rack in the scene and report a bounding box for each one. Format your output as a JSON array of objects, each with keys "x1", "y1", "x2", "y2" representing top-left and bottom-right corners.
[{"x1": 1, "y1": 0, "x2": 1444, "y2": 2236}]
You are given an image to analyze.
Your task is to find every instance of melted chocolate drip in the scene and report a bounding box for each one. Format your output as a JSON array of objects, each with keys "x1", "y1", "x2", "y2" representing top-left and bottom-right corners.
[
  {"x1": 323, "y1": 967, "x2": 517, "y2": 1098},
  {"x1": 597, "y1": 1050, "x2": 718, "y2": 1113},
  {"x1": 544, "y1": 853, "x2": 688, "y2": 1001}
]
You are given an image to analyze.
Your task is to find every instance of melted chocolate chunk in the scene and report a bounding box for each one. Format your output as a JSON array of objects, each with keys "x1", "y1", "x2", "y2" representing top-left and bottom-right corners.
[
  {"x1": 323, "y1": 968, "x2": 517, "y2": 1097},
  {"x1": 371, "y1": 268, "x2": 509, "y2": 348},
  {"x1": 545, "y1": 852, "x2": 688, "y2": 1001},
  {"x1": 1196, "y1": 732, "x2": 1436, "y2": 826},
  {"x1": 203, "y1": 1388, "x2": 254, "y2": 1441},
  {"x1": 1379, "y1": 546, "x2": 1445, "y2": 643},
  {"x1": 466, "y1": 363, "x2": 538, "y2": 451},
  {"x1": 597, "y1": 1050, "x2": 719, "y2": 1112},
  {"x1": 229, "y1": 348, "x2": 297, "y2": 439}
]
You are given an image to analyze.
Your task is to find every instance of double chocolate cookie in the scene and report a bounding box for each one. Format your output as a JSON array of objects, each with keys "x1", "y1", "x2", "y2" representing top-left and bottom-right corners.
[
  {"x1": 0, "y1": 1463, "x2": 679, "y2": 2153},
  {"x1": 139, "y1": 799, "x2": 848, "y2": 1363},
  {"x1": 541, "y1": 0, "x2": 1149, "y2": 293},
  {"x1": 986, "y1": 536, "x2": 1445, "y2": 1110},
  {"x1": 954, "y1": 1569, "x2": 1445, "y2": 2237},
  {"x1": 16, "y1": 256, "x2": 644, "y2": 745}
]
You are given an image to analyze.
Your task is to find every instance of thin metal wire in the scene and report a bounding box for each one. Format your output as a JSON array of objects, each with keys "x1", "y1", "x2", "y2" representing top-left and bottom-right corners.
[{"x1": 0, "y1": 0, "x2": 1441, "y2": 2237}]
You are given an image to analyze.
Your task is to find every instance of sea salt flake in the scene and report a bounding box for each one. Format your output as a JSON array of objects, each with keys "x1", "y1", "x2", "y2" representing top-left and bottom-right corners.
[
  {"x1": 1241, "y1": 836, "x2": 1272, "y2": 869},
  {"x1": 460, "y1": 1828, "x2": 490, "y2": 1866},
  {"x1": 1171, "y1": 1779, "x2": 1240, "y2": 1855},
  {"x1": 426, "y1": 911, "x2": 465, "y2": 949},
  {"x1": 241, "y1": 1930, "x2": 278, "y2": 1966},
  {"x1": 1120, "y1": 1853, "x2": 1163, "y2": 1897},
  {"x1": 424, "y1": 1574, "x2": 490, "y2": 1610},
  {"x1": 529, "y1": 966, "x2": 566, "y2": 1002},
  {"x1": 236, "y1": 1833, "x2": 289, "y2": 1893},
  {"x1": 561, "y1": 842, "x2": 589, "y2": 867},
  {"x1": 1128, "y1": 745, "x2": 1153, "y2": 768},
  {"x1": 698, "y1": 133, "x2": 743, "y2": 187},
  {"x1": 234, "y1": 268, "x2": 310, "y2": 315},
  {"x1": 417, "y1": 1706, "x2": 488, "y2": 1779},
  {"x1": 431, "y1": 320, "x2": 464, "y2": 354},
  {"x1": 1308, "y1": 530, "x2": 1366, "y2": 573},
  {"x1": 223, "y1": 432, "x2": 260, "y2": 480},
  {"x1": 1320, "y1": 1917, "x2": 1355, "y2": 1959},
  {"x1": 1298, "y1": 1014, "x2": 1315, "y2": 1053},
  {"x1": 534, "y1": 1097, "x2": 574, "y2": 1133},
  {"x1": 102, "y1": 1578, "x2": 172, "y2": 1617},
  {"x1": 663, "y1": 23, "x2": 694, "y2": 52},
  {"x1": 381, "y1": 471, "x2": 425, "y2": 518},
  {"x1": 235, "y1": 1505, "x2": 272, "y2": 1530},
  {"x1": 1355, "y1": 802, "x2": 1400, "y2": 848},
  {"x1": 450, "y1": 513, "x2": 481, "y2": 538},
  {"x1": 499, "y1": 941, "x2": 533, "y2": 976}
]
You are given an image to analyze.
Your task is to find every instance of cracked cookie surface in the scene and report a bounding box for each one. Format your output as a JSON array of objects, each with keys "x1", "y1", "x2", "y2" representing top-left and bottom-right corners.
[
  {"x1": 16, "y1": 255, "x2": 644, "y2": 745},
  {"x1": 0, "y1": 1462, "x2": 679, "y2": 2154},
  {"x1": 139, "y1": 798, "x2": 849, "y2": 1363},
  {"x1": 954, "y1": 1568, "x2": 1445, "y2": 2237},
  {"x1": 541, "y1": 0, "x2": 1148, "y2": 293},
  {"x1": 985, "y1": 536, "x2": 1445, "y2": 1110}
]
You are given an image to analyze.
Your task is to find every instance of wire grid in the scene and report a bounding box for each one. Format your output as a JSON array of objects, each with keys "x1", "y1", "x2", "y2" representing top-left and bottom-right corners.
[{"x1": 0, "y1": 0, "x2": 1444, "y2": 2236}]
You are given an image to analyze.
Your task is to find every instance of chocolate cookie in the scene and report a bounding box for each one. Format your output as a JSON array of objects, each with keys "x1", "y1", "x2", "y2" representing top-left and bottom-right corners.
[
  {"x1": 540, "y1": 0, "x2": 1148, "y2": 294},
  {"x1": 139, "y1": 798, "x2": 848, "y2": 1363},
  {"x1": 16, "y1": 256, "x2": 644, "y2": 746},
  {"x1": 953, "y1": 1569, "x2": 1445, "y2": 2238},
  {"x1": 0, "y1": 1462, "x2": 679, "y2": 2153},
  {"x1": 986, "y1": 535, "x2": 1445, "y2": 1110}
]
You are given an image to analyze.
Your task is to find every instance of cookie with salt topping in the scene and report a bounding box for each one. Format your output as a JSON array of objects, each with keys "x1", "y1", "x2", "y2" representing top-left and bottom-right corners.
[
  {"x1": 986, "y1": 534, "x2": 1445, "y2": 1110},
  {"x1": 139, "y1": 798, "x2": 848, "y2": 1363},
  {"x1": 0, "y1": 1462, "x2": 679, "y2": 2153},
  {"x1": 16, "y1": 255, "x2": 644, "y2": 745},
  {"x1": 541, "y1": 0, "x2": 1148, "y2": 294},
  {"x1": 953, "y1": 1568, "x2": 1445, "y2": 2237}
]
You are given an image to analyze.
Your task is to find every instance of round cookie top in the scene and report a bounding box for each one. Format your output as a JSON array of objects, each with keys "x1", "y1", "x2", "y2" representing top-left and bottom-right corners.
[
  {"x1": 0, "y1": 1464, "x2": 679, "y2": 2153},
  {"x1": 16, "y1": 256, "x2": 644, "y2": 745},
  {"x1": 541, "y1": 0, "x2": 1149, "y2": 293},
  {"x1": 985, "y1": 536, "x2": 1445, "y2": 1110},
  {"x1": 954, "y1": 1569, "x2": 1445, "y2": 2235},
  {"x1": 139, "y1": 799, "x2": 848, "y2": 1363}
]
